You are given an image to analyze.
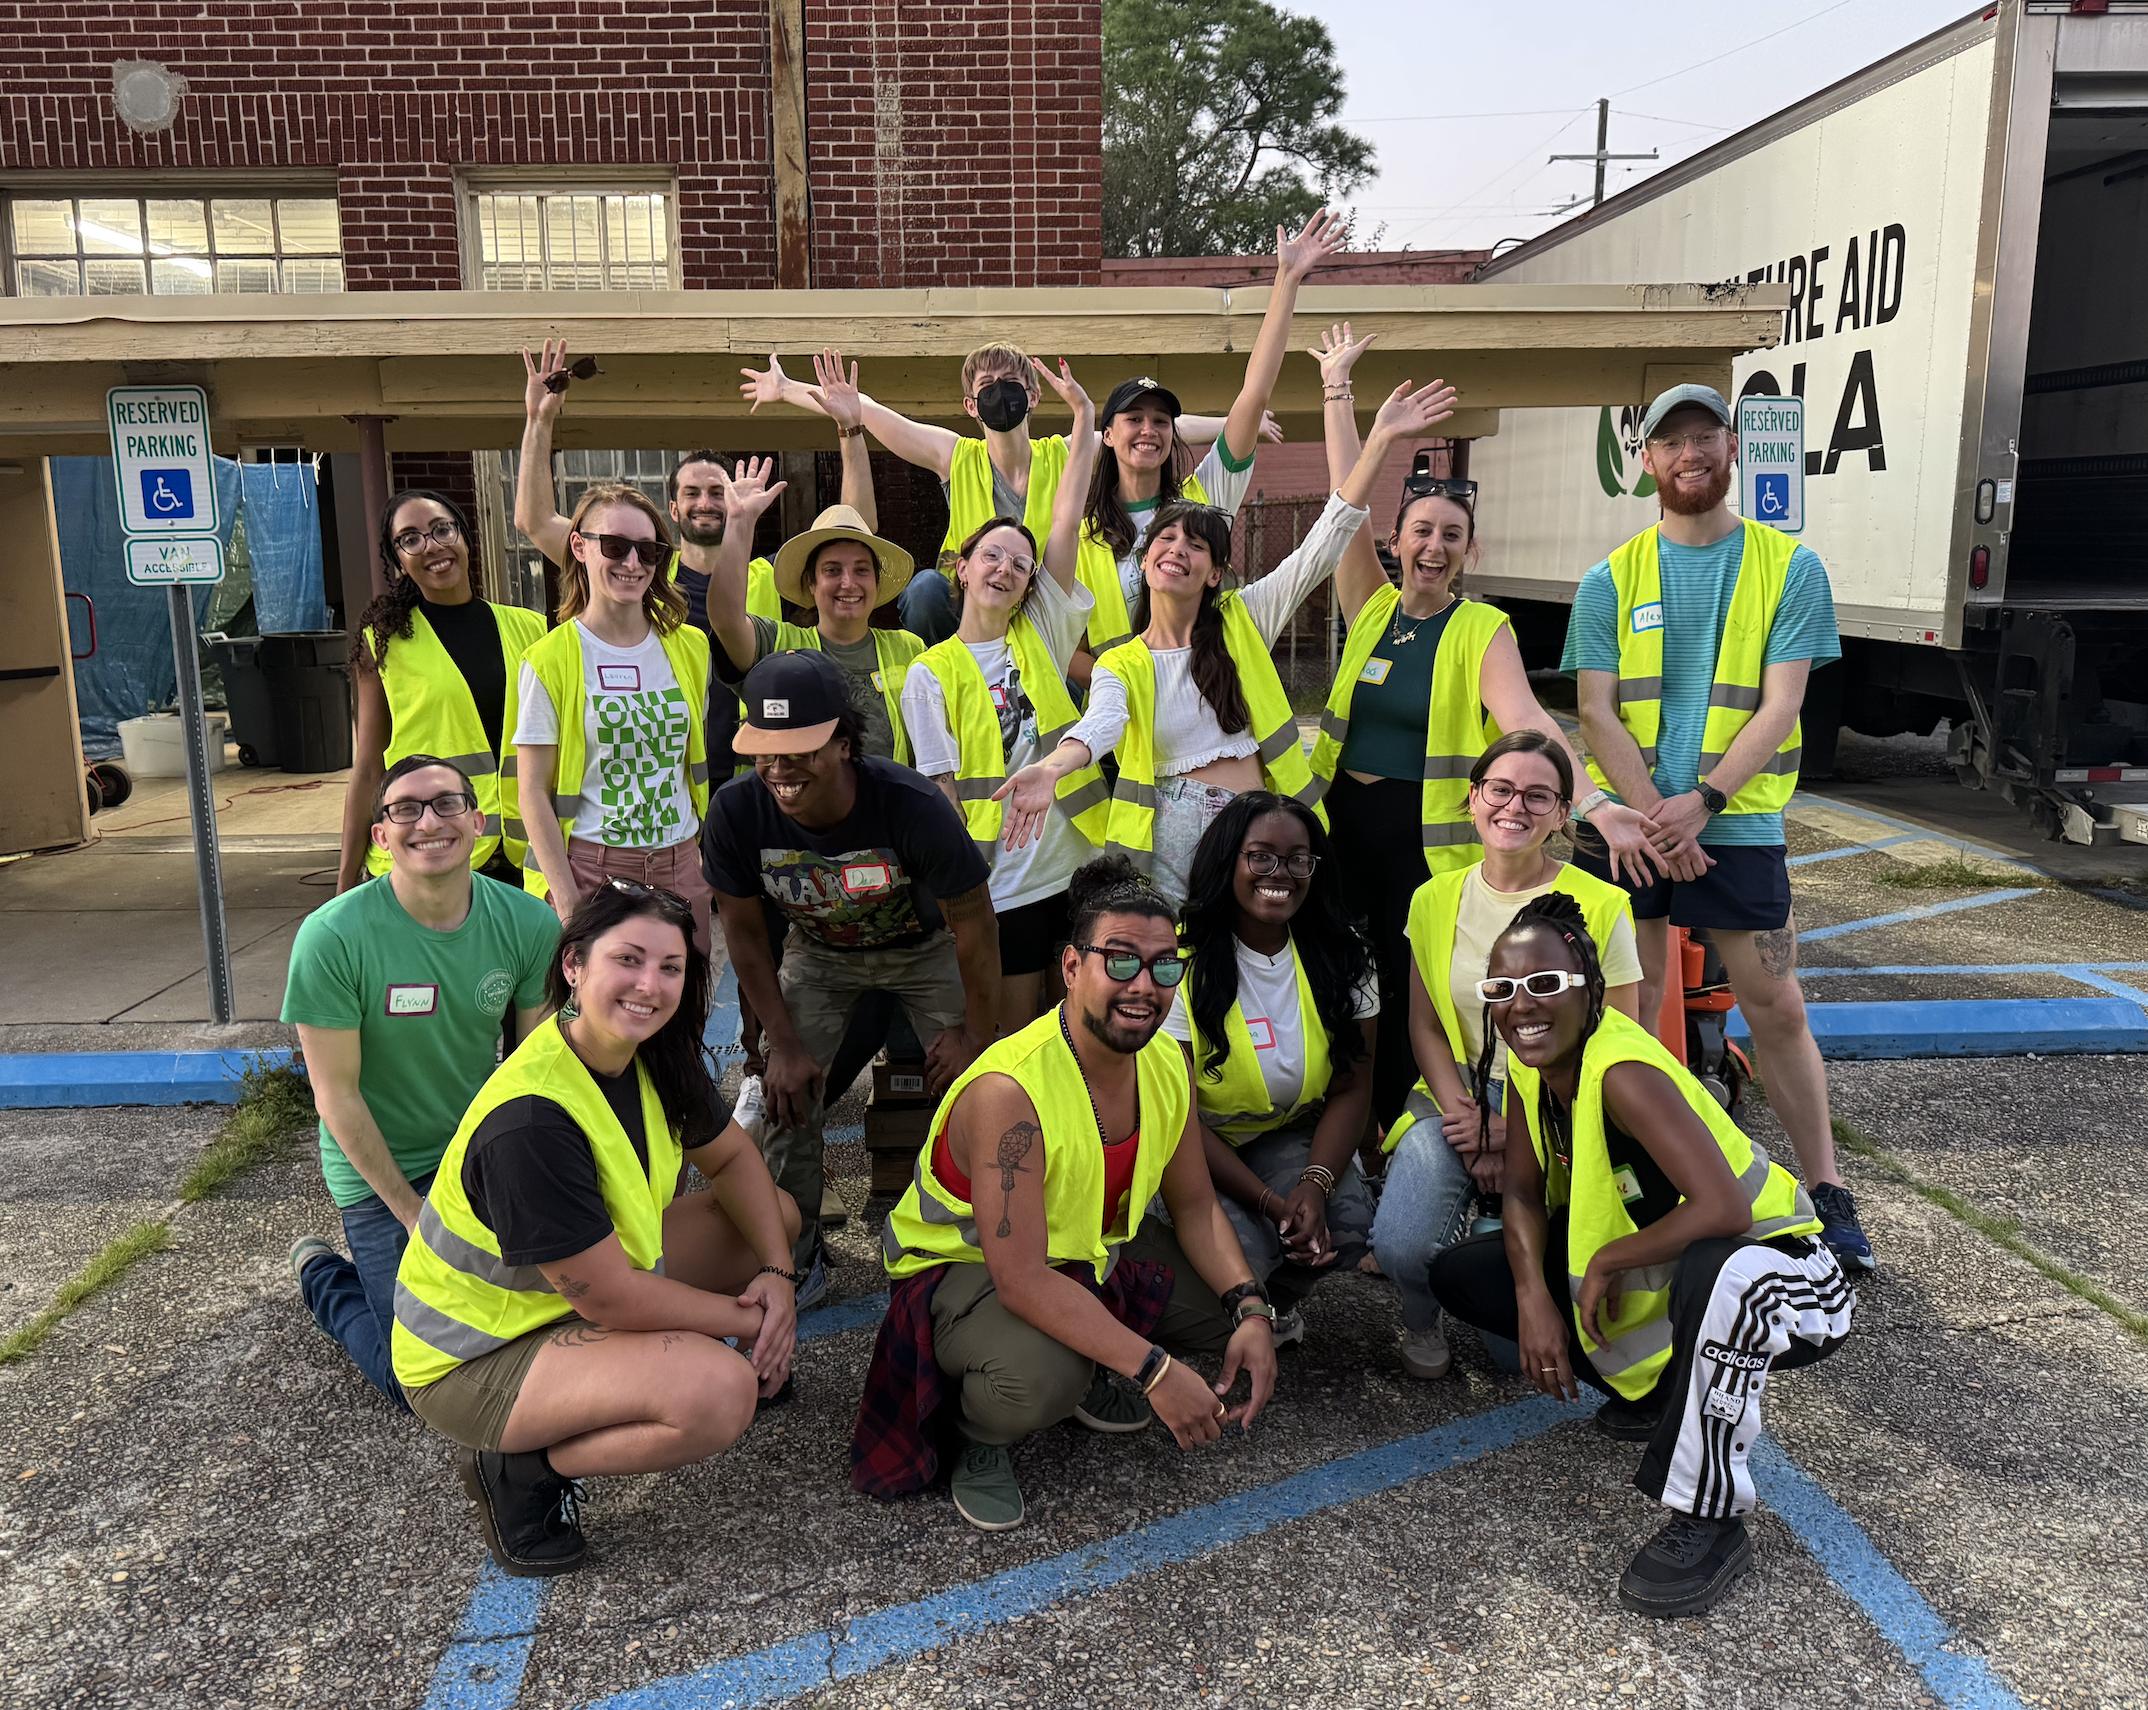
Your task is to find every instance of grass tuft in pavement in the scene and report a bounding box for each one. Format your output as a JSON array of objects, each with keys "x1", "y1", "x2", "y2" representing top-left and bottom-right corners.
[
  {"x1": 177, "y1": 1060, "x2": 314, "y2": 1203},
  {"x1": 0, "y1": 1220, "x2": 174, "y2": 1366},
  {"x1": 1832, "y1": 1118, "x2": 2148, "y2": 1346},
  {"x1": 1869, "y1": 853, "x2": 2049, "y2": 892}
]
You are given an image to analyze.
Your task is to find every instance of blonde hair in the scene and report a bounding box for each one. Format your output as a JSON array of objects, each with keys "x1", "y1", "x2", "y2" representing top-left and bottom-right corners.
[
  {"x1": 558, "y1": 483, "x2": 683, "y2": 632},
  {"x1": 961, "y1": 343, "x2": 1034, "y2": 398}
]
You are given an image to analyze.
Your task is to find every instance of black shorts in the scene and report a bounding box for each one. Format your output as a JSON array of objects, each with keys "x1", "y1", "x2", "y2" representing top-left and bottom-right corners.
[
  {"x1": 1570, "y1": 840, "x2": 1792, "y2": 933},
  {"x1": 997, "y1": 890, "x2": 1071, "y2": 977}
]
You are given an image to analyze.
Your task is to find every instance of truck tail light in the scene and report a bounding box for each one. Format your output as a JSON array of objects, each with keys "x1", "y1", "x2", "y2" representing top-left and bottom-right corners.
[{"x1": 1969, "y1": 545, "x2": 1990, "y2": 589}]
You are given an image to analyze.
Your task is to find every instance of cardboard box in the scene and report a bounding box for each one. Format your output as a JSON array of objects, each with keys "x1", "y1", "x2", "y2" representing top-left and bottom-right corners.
[
  {"x1": 872, "y1": 1062, "x2": 931, "y2": 1104},
  {"x1": 870, "y1": 1150, "x2": 914, "y2": 1196},
  {"x1": 865, "y1": 1102, "x2": 932, "y2": 1154}
]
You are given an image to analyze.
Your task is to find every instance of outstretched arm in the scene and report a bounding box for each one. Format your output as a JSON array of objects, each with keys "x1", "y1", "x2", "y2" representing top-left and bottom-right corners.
[
  {"x1": 515, "y1": 338, "x2": 575, "y2": 565},
  {"x1": 708, "y1": 458, "x2": 788, "y2": 673},
  {"x1": 741, "y1": 350, "x2": 961, "y2": 479},
  {"x1": 1219, "y1": 209, "x2": 1348, "y2": 465},
  {"x1": 1035, "y1": 357, "x2": 1098, "y2": 594},
  {"x1": 1305, "y1": 323, "x2": 1398, "y2": 625},
  {"x1": 809, "y1": 349, "x2": 880, "y2": 531}
]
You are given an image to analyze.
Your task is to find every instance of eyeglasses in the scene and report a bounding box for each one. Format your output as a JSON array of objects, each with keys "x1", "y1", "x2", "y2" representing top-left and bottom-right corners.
[
  {"x1": 1401, "y1": 474, "x2": 1478, "y2": 508},
  {"x1": 1073, "y1": 942, "x2": 1188, "y2": 988},
  {"x1": 579, "y1": 532, "x2": 670, "y2": 569},
  {"x1": 379, "y1": 790, "x2": 476, "y2": 825},
  {"x1": 1476, "y1": 970, "x2": 1589, "y2": 1004},
  {"x1": 542, "y1": 356, "x2": 603, "y2": 394},
  {"x1": 1473, "y1": 778, "x2": 1566, "y2": 816},
  {"x1": 391, "y1": 518, "x2": 462, "y2": 556},
  {"x1": 973, "y1": 543, "x2": 1036, "y2": 579},
  {"x1": 1646, "y1": 426, "x2": 1729, "y2": 453},
  {"x1": 1242, "y1": 849, "x2": 1318, "y2": 879},
  {"x1": 605, "y1": 877, "x2": 694, "y2": 922}
]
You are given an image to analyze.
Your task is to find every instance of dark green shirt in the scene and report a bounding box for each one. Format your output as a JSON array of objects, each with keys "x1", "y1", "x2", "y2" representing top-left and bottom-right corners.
[{"x1": 1336, "y1": 600, "x2": 1460, "y2": 781}]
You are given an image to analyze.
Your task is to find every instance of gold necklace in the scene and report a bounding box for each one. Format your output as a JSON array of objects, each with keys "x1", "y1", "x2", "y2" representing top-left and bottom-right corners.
[{"x1": 1389, "y1": 592, "x2": 1456, "y2": 647}]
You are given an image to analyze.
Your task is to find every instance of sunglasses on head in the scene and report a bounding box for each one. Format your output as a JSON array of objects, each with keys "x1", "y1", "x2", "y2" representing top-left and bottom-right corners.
[
  {"x1": 1402, "y1": 474, "x2": 1478, "y2": 508},
  {"x1": 542, "y1": 356, "x2": 603, "y2": 394},
  {"x1": 1477, "y1": 970, "x2": 1588, "y2": 1004},
  {"x1": 581, "y1": 532, "x2": 670, "y2": 569},
  {"x1": 605, "y1": 876, "x2": 694, "y2": 922},
  {"x1": 1074, "y1": 942, "x2": 1187, "y2": 988}
]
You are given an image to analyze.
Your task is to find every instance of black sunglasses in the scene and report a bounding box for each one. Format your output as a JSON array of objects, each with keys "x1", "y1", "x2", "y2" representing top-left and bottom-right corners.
[
  {"x1": 1073, "y1": 942, "x2": 1187, "y2": 988},
  {"x1": 542, "y1": 356, "x2": 603, "y2": 394},
  {"x1": 1401, "y1": 474, "x2": 1478, "y2": 508},
  {"x1": 605, "y1": 876, "x2": 694, "y2": 921},
  {"x1": 580, "y1": 532, "x2": 670, "y2": 569}
]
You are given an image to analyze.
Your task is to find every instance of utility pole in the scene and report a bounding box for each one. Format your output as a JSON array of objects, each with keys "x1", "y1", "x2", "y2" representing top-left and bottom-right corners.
[{"x1": 1550, "y1": 98, "x2": 1659, "y2": 207}]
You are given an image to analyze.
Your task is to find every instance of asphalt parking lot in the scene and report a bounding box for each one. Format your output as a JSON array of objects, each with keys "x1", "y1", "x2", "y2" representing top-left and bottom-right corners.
[{"x1": 1, "y1": 792, "x2": 2144, "y2": 1710}]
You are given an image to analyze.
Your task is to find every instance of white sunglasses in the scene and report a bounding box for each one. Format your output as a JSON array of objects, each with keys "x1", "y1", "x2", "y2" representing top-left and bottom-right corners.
[{"x1": 1477, "y1": 970, "x2": 1589, "y2": 1004}]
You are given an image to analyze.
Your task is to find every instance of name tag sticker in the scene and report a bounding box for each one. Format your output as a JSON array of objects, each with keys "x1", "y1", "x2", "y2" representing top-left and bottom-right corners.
[
  {"x1": 871, "y1": 671, "x2": 886, "y2": 692},
  {"x1": 385, "y1": 983, "x2": 438, "y2": 1017},
  {"x1": 1358, "y1": 656, "x2": 1393, "y2": 685},
  {"x1": 1631, "y1": 601, "x2": 1664, "y2": 635},
  {"x1": 1611, "y1": 1163, "x2": 1644, "y2": 1205},
  {"x1": 840, "y1": 861, "x2": 893, "y2": 896},
  {"x1": 1246, "y1": 1016, "x2": 1277, "y2": 1051},
  {"x1": 597, "y1": 664, "x2": 642, "y2": 692}
]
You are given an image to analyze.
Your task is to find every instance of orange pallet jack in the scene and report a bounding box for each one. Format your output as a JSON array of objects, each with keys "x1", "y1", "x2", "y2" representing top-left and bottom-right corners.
[{"x1": 1655, "y1": 926, "x2": 1754, "y2": 1117}]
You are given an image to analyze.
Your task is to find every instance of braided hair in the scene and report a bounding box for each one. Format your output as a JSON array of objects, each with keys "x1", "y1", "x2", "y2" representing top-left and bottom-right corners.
[
  {"x1": 1481, "y1": 890, "x2": 1607, "y2": 1157},
  {"x1": 1066, "y1": 854, "x2": 1176, "y2": 943},
  {"x1": 346, "y1": 489, "x2": 475, "y2": 677}
]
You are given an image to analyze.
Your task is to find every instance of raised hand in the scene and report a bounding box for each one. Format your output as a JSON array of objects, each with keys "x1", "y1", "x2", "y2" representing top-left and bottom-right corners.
[
  {"x1": 1309, "y1": 321, "x2": 1378, "y2": 391},
  {"x1": 1030, "y1": 355, "x2": 1093, "y2": 424},
  {"x1": 1258, "y1": 409, "x2": 1286, "y2": 444},
  {"x1": 738, "y1": 352, "x2": 790, "y2": 414},
  {"x1": 1276, "y1": 207, "x2": 1348, "y2": 282},
  {"x1": 522, "y1": 337, "x2": 571, "y2": 421},
  {"x1": 1371, "y1": 377, "x2": 1461, "y2": 440},
  {"x1": 716, "y1": 456, "x2": 789, "y2": 527},
  {"x1": 808, "y1": 348, "x2": 865, "y2": 433}
]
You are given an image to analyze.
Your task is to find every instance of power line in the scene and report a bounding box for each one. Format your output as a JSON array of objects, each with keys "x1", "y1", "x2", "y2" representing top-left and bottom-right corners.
[
  {"x1": 1620, "y1": 109, "x2": 1736, "y2": 131},
  {"x1": 1611, "y1": 0, "x2": 1860, "y2": 98},
  {"x1": 1384, "y1": 108, "x2": 1593, "y2": 250},
  {"x1": 1349, "y1": 107, "x2": 1593, "y2": 124}
]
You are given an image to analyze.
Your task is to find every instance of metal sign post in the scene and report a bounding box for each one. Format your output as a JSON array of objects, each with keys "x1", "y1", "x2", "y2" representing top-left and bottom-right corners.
[{"x1": 109, "y1": 384, "x2": 235, "y2": 1024}]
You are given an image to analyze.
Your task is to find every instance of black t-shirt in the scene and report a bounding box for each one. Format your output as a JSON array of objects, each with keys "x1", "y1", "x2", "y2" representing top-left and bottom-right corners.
[
  {"x1": 672, "y1": 562, "x2": 713, "y2": 636},
  {"x1": 699, "y1": 755, "x2": 989, "y2": 950},
  {"x1": 460, "y1": 1068, "x2": 723, "y2": 1267},
  {"x1": 1604, "y1": 1114, "x2": 1682, "y2": 1228},
  {"x1": 418, "y1": 596, "x2": 508, "y2": 758}
]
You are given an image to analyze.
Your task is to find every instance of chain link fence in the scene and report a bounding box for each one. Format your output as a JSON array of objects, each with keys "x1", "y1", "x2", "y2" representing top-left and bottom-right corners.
[{"x1": 1232, "y1": 495, "x2": 1343, "y2": 711}]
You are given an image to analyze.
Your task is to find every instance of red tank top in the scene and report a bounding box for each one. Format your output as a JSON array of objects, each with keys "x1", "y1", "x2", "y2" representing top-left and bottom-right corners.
[{"x1": 933, "y1": 1124, "x2": 1142, "y2": 1236}]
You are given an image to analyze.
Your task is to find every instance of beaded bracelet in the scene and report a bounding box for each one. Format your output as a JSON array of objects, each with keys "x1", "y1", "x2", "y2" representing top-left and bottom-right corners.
[{"x1": 1299, "y1": 1163, "x2": 1338, "y2": 1198}]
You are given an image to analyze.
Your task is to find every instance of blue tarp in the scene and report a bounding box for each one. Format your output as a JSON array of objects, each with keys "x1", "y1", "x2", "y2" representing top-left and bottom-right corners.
[{"x1": 57, "y1": 455, "x2": 326, "y2": 758}]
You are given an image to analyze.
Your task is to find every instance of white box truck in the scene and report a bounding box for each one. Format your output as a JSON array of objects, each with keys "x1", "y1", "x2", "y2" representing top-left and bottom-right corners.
[{"x1": 1468, "y1": 0, "x2": 2148, "y2": 845}]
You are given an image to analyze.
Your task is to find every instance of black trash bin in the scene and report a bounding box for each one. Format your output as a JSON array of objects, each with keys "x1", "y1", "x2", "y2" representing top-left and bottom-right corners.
[
  {"x1": 203, "y1": 632, "x2": 280, "y2": 768},
  {"x1": 256, "y1": 631, "x2": 354, "y2": 773}
]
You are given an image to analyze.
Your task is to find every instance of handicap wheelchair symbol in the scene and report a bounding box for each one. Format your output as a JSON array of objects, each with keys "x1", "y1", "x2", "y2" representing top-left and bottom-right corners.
[
  {"x1": 140, "y1": 468, "x2": 195, "y2": 519},
  {"x1": 1753, "y1": 472, "x2": 1791, "y2": 520}
]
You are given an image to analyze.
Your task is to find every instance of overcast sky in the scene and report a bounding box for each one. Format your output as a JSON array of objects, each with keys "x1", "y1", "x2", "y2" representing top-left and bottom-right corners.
[{"x1": 1319, "y1": 0, "x2": 1975, "y2": 253}]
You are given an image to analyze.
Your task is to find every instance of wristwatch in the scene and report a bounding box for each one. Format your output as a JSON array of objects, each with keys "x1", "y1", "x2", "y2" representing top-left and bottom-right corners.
[
  {"x1": 1218, "y1": 1280, "x2": 1271, "y2": 1317},
  {"x1": 1697, "y1": 779, "x2": 1728, "y2": 814},
  {"x1": 1574, "y1": 788, "x2": 1610, "y2": 821},
  {"x1": 1234, "y1": 1298, "x2": 1279, "y2": 1330}
]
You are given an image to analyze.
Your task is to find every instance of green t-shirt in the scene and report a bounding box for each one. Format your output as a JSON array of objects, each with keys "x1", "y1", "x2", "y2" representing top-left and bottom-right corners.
[{"x1": 280, "y1": 873, "x2": 559, "y2": 1208}]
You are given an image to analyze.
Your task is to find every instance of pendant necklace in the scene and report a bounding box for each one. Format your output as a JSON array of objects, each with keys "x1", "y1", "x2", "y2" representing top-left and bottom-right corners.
[
  {"x1": 1389, "y1": 592, "x2": 1456, "y2": 648},
  {"x1": 1058, "y1": 1004, "x2": 1113, "y2": 1146}
]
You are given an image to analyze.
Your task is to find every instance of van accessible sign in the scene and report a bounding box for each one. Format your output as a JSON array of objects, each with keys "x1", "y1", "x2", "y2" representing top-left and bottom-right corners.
[
  {"x1": 108, "y1": 384, "x2": 221, "y2": 537},
  {"x1": 1738, "y1": 394, "x2": 1804, "y2": 533},
  {"x1": 124, "y1": 534, "x2": 228, "y2": 587}
]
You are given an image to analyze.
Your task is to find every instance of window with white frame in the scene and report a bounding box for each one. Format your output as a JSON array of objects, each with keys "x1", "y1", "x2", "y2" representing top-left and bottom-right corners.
[{"x1": 4, "y1": 192, "x2": 343, "y2": 296}]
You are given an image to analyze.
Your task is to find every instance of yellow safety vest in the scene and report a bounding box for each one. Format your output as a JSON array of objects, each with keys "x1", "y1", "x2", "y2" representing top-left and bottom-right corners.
[
  {"x1": 772, "y1": 621, "x2": 924, "y2": 767},
  {"x1": 1506, "y1": 1008, "x2": 1821, "y2": 1400},
  {"x1": 1585, "y1": 520, "x2": 1802, "y2": 816},
  {"x1": 1097, "y1": 593, "x2": 1323, "y2": 871},
  {"x1": 1307, "y1": 588, "x2": 1510, "y2": 874},
  {"x1": 914, "y1": 615, "x2": 1108, "y2": 866},
  {"x1": 367, "y1": 602, "x2": 548, "y2": 875},
  {"x1": 882, "y1": 1006, "x2": 1189, "y2": 1282},
  {"x1": 519, "y1": 620, "x2": 712, "y2": 892},
  {"x1": 942, "y1": 435, "x2": 1069, "y2": 562},
  {"x1": 1179, "y1": 938, "x2": 1333, "y2": 1144},
  {"x1": 1075, "y1": 468, "x2": 1215, "y2": 658},
  {"x1": 391, "y1": 1014, "x2": 681, "y2": 1391}
]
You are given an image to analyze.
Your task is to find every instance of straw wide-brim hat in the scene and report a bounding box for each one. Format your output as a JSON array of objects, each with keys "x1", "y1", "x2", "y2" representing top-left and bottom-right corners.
[{"x1": 771, "y1": 505, "x2": 916, "y2": 609}]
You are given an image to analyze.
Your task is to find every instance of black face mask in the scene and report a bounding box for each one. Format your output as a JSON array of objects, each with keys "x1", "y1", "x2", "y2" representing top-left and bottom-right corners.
[{"x1": 974, "y1": 379, "x2": 1031, "y2": 432}]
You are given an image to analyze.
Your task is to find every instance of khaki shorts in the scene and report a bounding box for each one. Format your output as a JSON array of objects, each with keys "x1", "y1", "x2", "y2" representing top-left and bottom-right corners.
[{"x1": 404, "y1": 1320, "x2": 580, "y2": 1451}]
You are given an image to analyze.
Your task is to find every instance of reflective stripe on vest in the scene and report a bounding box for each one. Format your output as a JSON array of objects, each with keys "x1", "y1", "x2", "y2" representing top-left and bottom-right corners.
[
  {"x1": 1181, "y1": 938, "x2": 1332, "y2": 1143},
  {"x1": 1505, "y1": 1008, "x2": 1822, "y2": 1400},
  {"x1": 1406, "y1": 861, "x2": 1634, "y2": 1085},
  {"x1": 365, "y1": 602, "x2": 547, "y2": 876},
  {"x1": 882, "y1": 1006, "x2": 1190, "y2": 1282},
  {"x1": 1307, "y1": 587, "x2": 1510, "y2": 876},
  {"x1": 1074, "y1": 468, "x2": 1214, "y2": 658},
  {"x1": 915, "y1": 614, "x2": 1107, "y2": 867},
  {"x1": 519, "y1": 619, "x2": 711, "y2": 893},
  {"x1": 773, "y1": 621, "x2": 923, "y2": 766},
  {"x1": 390, "y1": 1015, "x2": 681, "y2": 1389},
  {"x1": 1582, "y1": 521, "x2": 1801, "y2": 815},
  {"x1": 1379, "y1": 1079, "x2": 1448, "y2": 1157},
  {"x1": 1098, "y1": 591, "x2": 1324, "y2": 872},
  {"x1": 942, "y1": 435, "x2": 1069, "y2": 563}
]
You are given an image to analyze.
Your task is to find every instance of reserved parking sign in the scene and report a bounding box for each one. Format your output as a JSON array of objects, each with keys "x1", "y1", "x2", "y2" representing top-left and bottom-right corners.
[{"x1": 1738, "y1": 394, "x2": 1804, "y2": 534}]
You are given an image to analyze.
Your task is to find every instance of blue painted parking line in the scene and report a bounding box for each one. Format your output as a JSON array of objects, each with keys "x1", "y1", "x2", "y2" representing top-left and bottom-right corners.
[
  {"x1": 1789, "y1": 791, "x2": 2043, "y2": 877},
  {"x1": 2052, "y1": 968, "x2": 2148, "y2": 1010},
  {"x1": 1755, "y1": 1439, "x2": 2027, "y2": 1710},
  {"x1": 0, "y1": 1047, "x2": 296, "y2": 1109},
  {"x1": 1730, "y1": 996, "x2": 2148, "y2": 1058},
  {"x1": 1799, "y1": 961, "x2": 2148, "y2": 980},
  {"x1": 1800, "y1": 889, "x2": 2041, "y2": 943},
  {"x1": 1787, "y1": 832, "x2": 1922, "y2": 867}
]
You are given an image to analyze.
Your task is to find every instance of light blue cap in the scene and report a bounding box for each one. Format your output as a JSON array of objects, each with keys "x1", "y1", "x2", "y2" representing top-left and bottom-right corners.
[{"x1": 1640, "y1": 383, "x2": 1732, "y2": 440}]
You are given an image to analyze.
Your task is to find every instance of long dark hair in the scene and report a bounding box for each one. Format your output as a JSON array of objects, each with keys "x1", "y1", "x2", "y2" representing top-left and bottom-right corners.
[
  {"x1": 1083, "y1": 427, "x2": 1197, "y2": 559},
  {"x1": 348, "y1": 489, "x2": 477, "y2": 675},
  {"x1": 1129, "y1": 499, "x2": 1245, "y2": 733},
  {"x1": 547, "y1": 882, "x2": 717, "y2": 1144},
  {"x1": 1487, "y1": 891, "x2": 1607, "y2": 1158},
  {"x1": 1180, "y1": 792, "x2": 1372, "y2": 1081}
]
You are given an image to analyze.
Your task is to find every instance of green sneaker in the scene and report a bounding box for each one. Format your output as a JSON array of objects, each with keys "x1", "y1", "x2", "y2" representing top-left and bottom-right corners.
[
  {"x1": 1072, "y1": 1370, "x2": 1152, "y2": 1434},
  {"x1": 951, "y1": 1442, "x2": 1025, "y2": 1531}
]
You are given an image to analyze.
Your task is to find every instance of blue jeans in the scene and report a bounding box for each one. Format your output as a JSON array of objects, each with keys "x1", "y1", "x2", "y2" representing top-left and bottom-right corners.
[
  {"x1": 297, "y1": 1171, "x2": 433, "y2": 1409},
  {"x1": 1372, "y1": 1108, "x2": 1480, "y2": 1334},
  {"x1": 896, "y1": 568, "x2": 958, "y2": 647}
]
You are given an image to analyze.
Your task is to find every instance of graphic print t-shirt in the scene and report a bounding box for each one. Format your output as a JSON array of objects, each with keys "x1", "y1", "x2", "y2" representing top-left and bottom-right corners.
[
  {"x1": 699, "y1": 755, "x2": 989, "y2": 949},
  {"x1": 516, "y1": 624, "x2": 697, "y2": 850}
]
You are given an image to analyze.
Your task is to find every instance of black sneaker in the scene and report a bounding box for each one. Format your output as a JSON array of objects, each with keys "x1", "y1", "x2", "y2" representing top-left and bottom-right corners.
[
  {"x1": 1618, "y1": 1513, "x2": 1753, "y2": 1617},
  {"x1": 1811, "y1": 1182, "x2": 1877, "y2": 1273},
  {"x1": 1594, "y1": 1395, "x2": 1664, "y2": 1442},
  {"x1": 455, "y1": 1446, "x2": 587, "y2": 1577}
]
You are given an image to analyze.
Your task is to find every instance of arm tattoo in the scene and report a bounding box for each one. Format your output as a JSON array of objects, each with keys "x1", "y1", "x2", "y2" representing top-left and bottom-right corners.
[
  {"x1": 1754, "y1": 924, "x2": 1798, "y2": 981},
  {"x1": 555, "y1": 1272, "x2": 593, "y2": 1301},
  {"x1": 993, "y1": 1119, "x2": 1041, "y2": 1238},
  {"x1": 943, "y1": 883, "x2": 992, "y2": 921}
]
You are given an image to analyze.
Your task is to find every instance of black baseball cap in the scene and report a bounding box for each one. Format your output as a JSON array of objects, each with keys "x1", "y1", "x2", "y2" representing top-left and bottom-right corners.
[
  {"x1": 733, "y1": 650, "x2": 852, "y2": 756},
  {"x1": 1102, "y1": 375, "x2": 1184, "y2": 423}
]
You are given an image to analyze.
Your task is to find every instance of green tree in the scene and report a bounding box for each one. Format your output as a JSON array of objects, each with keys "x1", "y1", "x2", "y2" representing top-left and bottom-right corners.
[{"x1": 1103, "y1": 0, "x2": 1376, "y2": 258}]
